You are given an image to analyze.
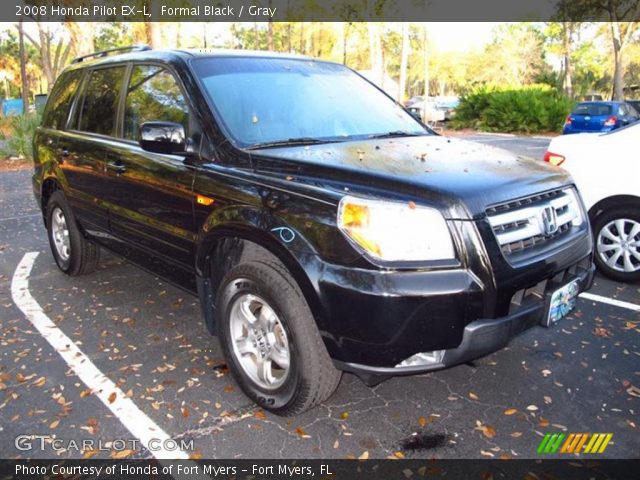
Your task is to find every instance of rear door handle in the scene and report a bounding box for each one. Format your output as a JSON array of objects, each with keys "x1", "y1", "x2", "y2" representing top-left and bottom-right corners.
[{"x1": 106, "y1": 162, "x2": 126, "y2": 175}]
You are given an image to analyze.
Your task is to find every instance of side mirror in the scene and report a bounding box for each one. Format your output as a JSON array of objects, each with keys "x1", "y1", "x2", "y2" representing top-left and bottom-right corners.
[{"x1": 139, "y1": 121, "x2": 188, "y2": 155}]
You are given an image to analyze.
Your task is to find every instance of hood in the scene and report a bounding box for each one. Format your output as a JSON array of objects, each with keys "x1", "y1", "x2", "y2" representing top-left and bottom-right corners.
[{"x1": 251, "y1": 135, "x2": 573, "y2": 220}]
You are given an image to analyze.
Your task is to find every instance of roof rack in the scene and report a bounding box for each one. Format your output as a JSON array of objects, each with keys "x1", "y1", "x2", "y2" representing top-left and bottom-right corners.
[{"x1": 71, "y1": 45, "x2": 151, "y2": 64}]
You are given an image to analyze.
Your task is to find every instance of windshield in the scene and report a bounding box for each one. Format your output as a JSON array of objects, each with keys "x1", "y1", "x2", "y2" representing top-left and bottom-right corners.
[
  {"x1": 572, "y1": 103, "x2": 613, "y2": 116},
  {"x1": 192, "y1": 57, "x2": 428, "y2": 148}
]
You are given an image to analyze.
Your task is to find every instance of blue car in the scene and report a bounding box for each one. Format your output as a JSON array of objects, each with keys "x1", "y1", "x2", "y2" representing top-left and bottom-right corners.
[{"x1": 562, "y1": 101, "x2": 639, "y2": 134}]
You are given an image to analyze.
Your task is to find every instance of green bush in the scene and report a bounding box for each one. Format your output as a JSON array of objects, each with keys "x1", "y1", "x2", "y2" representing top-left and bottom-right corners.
[
  {"x1": 0, "y1": 113, "x2": 41, "y2": 161},
  {"x1": 452, "y1": 86, "x2": 574, "y2": 133}
]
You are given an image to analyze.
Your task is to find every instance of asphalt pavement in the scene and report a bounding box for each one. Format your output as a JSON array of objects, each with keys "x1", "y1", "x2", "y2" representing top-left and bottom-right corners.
[{"x1": 0, "y1": 135, "x2": 638, "y2": 460}]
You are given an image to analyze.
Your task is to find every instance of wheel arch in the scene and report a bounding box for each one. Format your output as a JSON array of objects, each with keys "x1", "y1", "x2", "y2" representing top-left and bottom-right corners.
[
  {"x1": 588, "y1": 194, "x2": 640, "y2": 222},
  {"x1": 40, "y1": 177, "x2": 63, "y2": 226},
  {"x1": 195, "y1": 224, "x2": 326, "y2": 337}
]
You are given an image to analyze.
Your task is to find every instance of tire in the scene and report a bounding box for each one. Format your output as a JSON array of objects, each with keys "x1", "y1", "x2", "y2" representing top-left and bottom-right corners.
[
  {"x1": 216, "y1": 260, "x2": 341, "y2": 415},
  {"x1": 592, "y1": 206, "x2": 640, "y2": 283},
  {"x1": 46, "y1": 190, "x2": 100, "y2": 276}
]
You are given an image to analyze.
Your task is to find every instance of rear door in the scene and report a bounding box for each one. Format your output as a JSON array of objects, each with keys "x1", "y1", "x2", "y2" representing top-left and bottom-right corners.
[
  {"x1": 35, "y1": 69, "x2": 83, "y2": 198},
  {"x1": 61, "y1": 65, "x2": 128, "y2": 234},
  {"x1": 99, "y1": 63, "x2": 197, "y2": 269}
]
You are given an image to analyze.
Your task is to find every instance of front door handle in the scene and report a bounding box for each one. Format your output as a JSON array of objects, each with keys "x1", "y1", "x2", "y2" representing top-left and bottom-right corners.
[{"x1": 106, "y1": 162, "x2": 126, "y2": 175}]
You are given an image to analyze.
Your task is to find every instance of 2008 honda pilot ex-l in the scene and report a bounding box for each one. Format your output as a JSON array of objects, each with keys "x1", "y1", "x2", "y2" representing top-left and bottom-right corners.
[{"x1": 33, "y1": 46, "x2": 594, "y2": 415}]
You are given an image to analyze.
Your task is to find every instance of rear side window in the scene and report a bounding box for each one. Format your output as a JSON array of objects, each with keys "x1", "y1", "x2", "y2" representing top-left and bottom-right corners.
[
  {"x1": 572, "y1": 103, "x2": 612, "y2": 116},
  {"x1": 124, "y1": 65, "x2": 189, "y2": 141},
  {"x1": 42, "y1": 70, "x2": 82, "y2": 130},
  {"x1": 77, "y1": 66, "x2": 126, "y2": 136}
]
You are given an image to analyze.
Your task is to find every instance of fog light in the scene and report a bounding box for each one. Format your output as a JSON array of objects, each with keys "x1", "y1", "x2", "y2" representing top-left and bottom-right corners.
[{"x1": 395, "y1": 350, "x2": 445, "y2": 368}]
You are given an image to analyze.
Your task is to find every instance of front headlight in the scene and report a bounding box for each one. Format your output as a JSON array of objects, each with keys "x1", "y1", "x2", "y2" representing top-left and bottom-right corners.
[{"x1": 337, "y1": 196, "x2": 455, "y2": 262}]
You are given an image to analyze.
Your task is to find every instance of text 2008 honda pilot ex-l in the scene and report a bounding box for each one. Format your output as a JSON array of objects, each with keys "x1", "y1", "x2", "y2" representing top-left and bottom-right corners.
[{"x1": 33, "y1": 47, "x2": 594, "y2": 415}]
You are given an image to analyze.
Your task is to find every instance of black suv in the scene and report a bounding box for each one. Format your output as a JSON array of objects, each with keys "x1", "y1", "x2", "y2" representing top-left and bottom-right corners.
[{"x1": 33, "y1": 46, "x2": 594, "y2": 415}]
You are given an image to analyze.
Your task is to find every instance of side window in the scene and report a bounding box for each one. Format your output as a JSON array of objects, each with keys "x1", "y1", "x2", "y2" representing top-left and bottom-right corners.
[
  {"x1": 124, "y1": 65, "x2": 189, "y2": 141},
  {"x1": 42, "y1": 70, "x2": 82, "y2": 130},
  {"x1": 77, "y1": 66, "x2": 126, "y2": 136},
  {"x1": 618, "y1": 104, "x2": 627, "y2": 116}
]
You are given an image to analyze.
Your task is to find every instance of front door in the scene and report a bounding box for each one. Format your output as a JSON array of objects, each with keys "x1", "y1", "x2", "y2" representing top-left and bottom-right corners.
[{"x1": 100, "y1": 64, "x2": 197, "y2": 269}]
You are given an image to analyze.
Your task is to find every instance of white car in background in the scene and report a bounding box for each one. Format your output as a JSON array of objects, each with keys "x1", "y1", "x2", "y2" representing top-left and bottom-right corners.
[{"x1": 544, "y1": 123, "x2": 640, "y2": 282}]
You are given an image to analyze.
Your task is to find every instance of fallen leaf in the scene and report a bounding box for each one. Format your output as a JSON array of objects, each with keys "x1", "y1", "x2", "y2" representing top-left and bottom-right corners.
[
  {"x1": 295, "y1": 427, "x2": 311, "y2": 439},
  {"x1": 33, "y1": 377, "x2": 46, "y2": 387},
  {"x1": 627, "y1": 385, "x2": 640, "y2": 398},
  {"x1": 418, "y1": 416, "x2": 427, "y2": 427},
  {"x1": 394, "y1": 451, "x2": 405, "y2": 459},
  {"x1": 83, "y1": 449, "x2": 99, "y2": 459},
  {"x1": 223, "y1": 384, "x2": 234, "y2": 393},
  {"x1": 358, "y1": 451, "x2": 369, "y2": 460},
  {"x1": 49, "y1": 419, "x2": 60, "y2": 429},
  {"x1": 16, "y1": 373, "x2": 26, "y2": 383},
  {"x1": 475, "y1": 423, "x2": 496, "y2": 438},
  {"x1": 254, "y1": 410, "x2": 267, "y2": 420},
  {"x1": 538, "y1": 417, "x2": 550, "y2": 427},
  {"x1": 189, "y1": 451, "x2": 203, "y2": 460},
  {"x1": 108, "y1": 392, "x2": 117, "y2": 404},
  {"x1": 541, "y1": 369, "x2": 552, "y2": 377},
  {"x1": 526, "y1": 405, "x2": 538, "y2": 411},
  {"x1": 504, "y1": 408, "x2": 517, "y2": 415},
  {"x1": 510, "y1": 432, "x2": 523, "y2": 438},
  {"x1": 592, "y1": 327, "x2": 611, "y2": 338},
  {"x1": 333, "y1": 439, "x2": 339, "y2": 449},
  {"x1": 340, "y1": 411, "x2": 349, "y2": 420},
  {"x1": 110, "y1": 449, "x2": 135, "y2": 459},
  {"x1": 469, "y1": 392, "x2": 479, "y2": 400},
  {"x1": 181, "y1": 407, "x2": 189, "y2": 418}
]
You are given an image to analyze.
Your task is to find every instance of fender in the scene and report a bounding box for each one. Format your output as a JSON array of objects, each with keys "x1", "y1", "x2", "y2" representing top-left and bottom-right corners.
[{"x1": 194, "y1": 206, "x2": 329, "y2": 337}]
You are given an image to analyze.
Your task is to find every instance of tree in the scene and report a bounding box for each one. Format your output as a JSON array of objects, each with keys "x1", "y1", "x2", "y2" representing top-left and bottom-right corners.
[
  {"x1": 398, "y1": 23, "x2": 409, "y2": 102},
  {"x1": 558, "y1": 0, "x2": 640, "y2": 99},
  {"x1": 23, "y1": 23, "x2": 71, "y2": 88},
  {"x1": 17, "y1": 21, "x2": 29, "y2": 111},
  {"x1": 545, "y1": 22, "x2": 584, "y2": 98},
  {"x1": 468, "y1": 23, "x2": 550, "y2": 87}
]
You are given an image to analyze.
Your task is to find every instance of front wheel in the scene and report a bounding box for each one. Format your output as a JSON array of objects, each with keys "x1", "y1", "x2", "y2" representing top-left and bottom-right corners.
[
  {"x1": 592, "y1": 207, "x2": 640, "y2": 282},
  {"x1": 216, "y1": 261, "x2": 341, "y2": 415}
]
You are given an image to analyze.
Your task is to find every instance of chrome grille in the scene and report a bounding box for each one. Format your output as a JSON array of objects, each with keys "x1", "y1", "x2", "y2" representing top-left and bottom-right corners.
[{"x1": 487, "y1": 188, "x2": 583, "y2": 256}]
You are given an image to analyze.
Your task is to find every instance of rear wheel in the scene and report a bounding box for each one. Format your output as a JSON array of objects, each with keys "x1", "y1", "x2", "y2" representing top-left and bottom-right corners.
[
  {"x1": 216, "y1": 260, "x2": 341, "y2": 415},
  {"x1": 592, "y1": 207, "x2": 640, "y2": 282},
  {"x1": 46, "y1": 191, "x2": 100, "y2": 276}
]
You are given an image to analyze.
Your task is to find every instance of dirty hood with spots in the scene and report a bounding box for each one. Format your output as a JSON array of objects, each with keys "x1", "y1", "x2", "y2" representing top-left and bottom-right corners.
[{"x1": 251, "y1": 135, "x2": 573, "y2": 220}]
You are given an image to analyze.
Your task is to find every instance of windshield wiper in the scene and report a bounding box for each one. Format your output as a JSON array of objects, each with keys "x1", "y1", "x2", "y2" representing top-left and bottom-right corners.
[
  {"x1": 367, "y1": 131, "x2": 426, "y2": 139},
  {"x1": 246, "y1": 137, "x2": 340, "y2": 150}
]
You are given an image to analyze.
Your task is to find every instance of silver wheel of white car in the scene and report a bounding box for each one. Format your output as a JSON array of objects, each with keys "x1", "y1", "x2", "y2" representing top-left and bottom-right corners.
[
  {"x1": 593, "y1": 208, "x2": 640, "y2": 282},
  {"x1": 597, "y1": 218, "x2": 640, "y2": 273}
]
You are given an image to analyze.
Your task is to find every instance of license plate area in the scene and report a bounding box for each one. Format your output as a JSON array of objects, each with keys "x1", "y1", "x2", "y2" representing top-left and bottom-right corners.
[{"x1": 543, "y1": 278, "x2": 580, "y2": 327}]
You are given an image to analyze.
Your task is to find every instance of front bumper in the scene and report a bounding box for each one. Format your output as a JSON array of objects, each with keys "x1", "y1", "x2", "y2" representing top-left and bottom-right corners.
[{"x1": 334, "y1": 257, "x2": 594, "y2": 376}]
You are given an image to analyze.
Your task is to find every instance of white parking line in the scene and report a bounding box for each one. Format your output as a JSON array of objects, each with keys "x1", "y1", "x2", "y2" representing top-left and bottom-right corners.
[
  {"x1": 11, "y1": 252, "x2": 189, "y2": 460},
  {"x1": 579, "y1": 292, "x2": 640, "y2": 312}
]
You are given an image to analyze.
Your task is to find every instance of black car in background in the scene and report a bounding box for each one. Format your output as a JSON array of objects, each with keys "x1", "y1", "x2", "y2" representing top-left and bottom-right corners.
[{"x1": 33, "y1": 46, "x2": 594, "y2": 415}]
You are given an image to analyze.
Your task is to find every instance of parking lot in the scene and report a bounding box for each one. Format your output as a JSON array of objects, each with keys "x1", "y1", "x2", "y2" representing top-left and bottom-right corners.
[{"x1": 1, "y1": 134, "x2": 638, "y2": 460}]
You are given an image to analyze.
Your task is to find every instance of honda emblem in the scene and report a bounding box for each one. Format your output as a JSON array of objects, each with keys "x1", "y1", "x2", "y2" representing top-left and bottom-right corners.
[{"x1": 542, "y1": 206, "x2": 558, "y2": 236}]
